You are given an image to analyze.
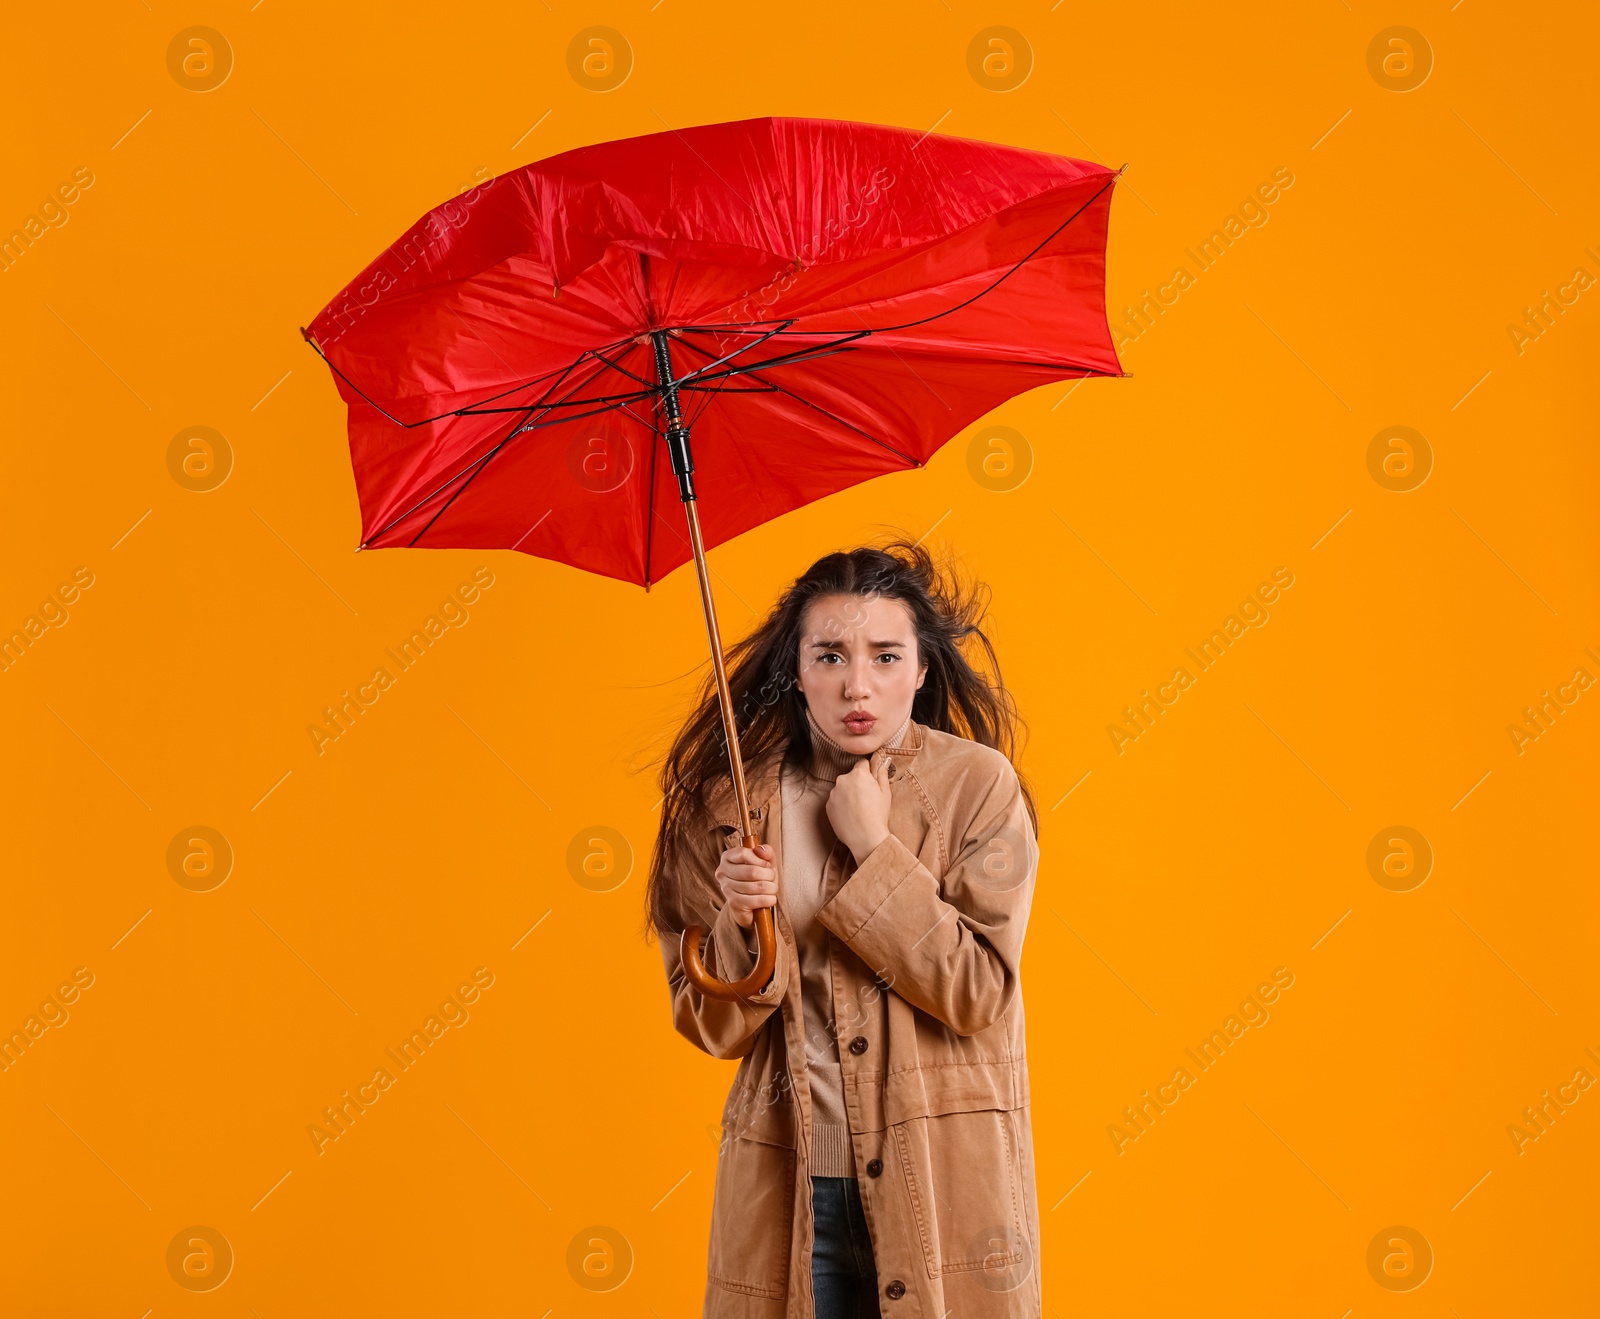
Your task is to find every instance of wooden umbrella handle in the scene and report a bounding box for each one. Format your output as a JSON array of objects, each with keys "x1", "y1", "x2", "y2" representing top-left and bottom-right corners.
[{"x1": 681, "y1": 853, "x2": 778, "y2": 1002}]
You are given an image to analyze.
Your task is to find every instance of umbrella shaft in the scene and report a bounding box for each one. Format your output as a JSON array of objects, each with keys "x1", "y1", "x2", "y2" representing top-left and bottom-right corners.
[
  {"x1": 683, "y1": 498, "x2": 756, "y2": 844},
  {"x1": 656, "y1": 327, "x2": 756, "y2": 843}
]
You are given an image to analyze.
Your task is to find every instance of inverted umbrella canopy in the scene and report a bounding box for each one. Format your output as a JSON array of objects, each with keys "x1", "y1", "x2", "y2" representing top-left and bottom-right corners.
[
  {"x1": 303, "y1": 115, "x2": 1123, "y2": 999},
  {"x1": 303, "y1": 115, "x2": 1122, "y2": 586}
]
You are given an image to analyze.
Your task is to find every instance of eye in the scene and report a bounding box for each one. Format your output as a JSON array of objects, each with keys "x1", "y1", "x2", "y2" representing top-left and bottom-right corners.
[
  {"x1": 817, "y1": 652, "x2": 843, "y2": 664},
  {"x1": 874, "y1": 652, "x2": 899, "y2": 663}
]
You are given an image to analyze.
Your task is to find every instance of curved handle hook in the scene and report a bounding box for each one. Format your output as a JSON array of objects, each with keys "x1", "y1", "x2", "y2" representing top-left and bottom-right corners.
[{"x1": 682, "y1": 900, "x2": 777, "y2": 1002}]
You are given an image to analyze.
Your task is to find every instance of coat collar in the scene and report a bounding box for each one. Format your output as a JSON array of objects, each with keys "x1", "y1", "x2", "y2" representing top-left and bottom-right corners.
[{"x1": 704, "y1": 717, "x2": 927, "y2": 832}]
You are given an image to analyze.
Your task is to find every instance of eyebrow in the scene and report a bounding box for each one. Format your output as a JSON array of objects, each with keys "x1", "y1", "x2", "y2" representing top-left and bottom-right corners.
[{"x1": 809, "y1": 638, "x2": 907, "y2": 649}]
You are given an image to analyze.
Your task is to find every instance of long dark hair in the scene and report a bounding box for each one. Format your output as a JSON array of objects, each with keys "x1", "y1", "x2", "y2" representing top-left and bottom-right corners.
[{"x1": 646, "y1": 540, "x2": 1036, "y2": 938}]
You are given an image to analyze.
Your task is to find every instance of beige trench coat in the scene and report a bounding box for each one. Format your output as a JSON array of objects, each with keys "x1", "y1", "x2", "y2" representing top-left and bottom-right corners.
[{"x1": 659, "y1": 720, "x2": 1042, "y2": 1318}]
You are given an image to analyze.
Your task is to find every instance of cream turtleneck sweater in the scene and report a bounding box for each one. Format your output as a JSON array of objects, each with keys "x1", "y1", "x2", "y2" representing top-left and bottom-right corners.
[{"x1": 778, "y1": 706, "x2": 909, "y2": 1178}]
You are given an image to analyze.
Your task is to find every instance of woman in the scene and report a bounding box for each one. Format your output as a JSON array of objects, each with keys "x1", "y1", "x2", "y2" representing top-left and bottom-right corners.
[{"x1": 650, "y1": 542, "x2": 1041, "y2": 1319}]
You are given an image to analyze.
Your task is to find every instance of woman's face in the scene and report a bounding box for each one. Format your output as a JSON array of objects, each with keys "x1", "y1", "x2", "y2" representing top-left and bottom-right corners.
[{"x1": 797, "y1": 593, "x2": 927, "y2": 754}]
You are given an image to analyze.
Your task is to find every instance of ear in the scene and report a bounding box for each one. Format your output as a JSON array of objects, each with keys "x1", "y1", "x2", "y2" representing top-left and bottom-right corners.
[{"x1": 915, "y1": 661, "x2": 928, "y2": 691}]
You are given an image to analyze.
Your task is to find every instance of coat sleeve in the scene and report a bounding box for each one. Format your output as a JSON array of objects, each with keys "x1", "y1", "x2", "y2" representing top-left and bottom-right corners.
[
  {"x1": 816, "y1": 753, "x2": 1037, "y2": 1037},
  {"x1": 659, "y1": 821, "x2": 789, "y2": 1061}
]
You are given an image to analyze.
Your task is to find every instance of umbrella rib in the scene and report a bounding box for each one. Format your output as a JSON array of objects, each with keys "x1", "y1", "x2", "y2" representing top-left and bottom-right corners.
[
  {"x1": 813, "y1": 173, "x2": 1121, "y2": 337},
  {"x1": 587, "y1": 338, "x2": 656, "y2": 389},
  {"x1": 365, "y1": 352, "x2": 613, "y2": 546},
  {"x1": 362, "y1": 353, "x2": 599, "y2": 543},
  {"x1": 667, "y1": 321, "x2": 800, "y2": 388},
  {"x1": 671, "y1": 334, "x2": 919, "y2": 467},
  {"x1": 404, "y1": 437, "x2": 513, "y2": 548},
  {"x1": 674, "y1": 332, "x2": 869, "y2": 384},
  {"x1": 682, "y1": 341, "x2": 863, "y2": 384},
  {"x1": 503, "y1": 396, "x2": 660, "y2": 436},
  {"x1": 403, "y1": 356, "x2": 637, "y2": 547},
  {"x1": 395, "y1": 358, "x2": 668, "y2": 549},
  {"x1": 454, "y1": 384, "x2": 661, "y2": 415},
  {"x1": 689, "y1": 337, "x2": 774, "y2": 432},
  {"x1": 687, "y1": 340, "x2": 1120, "y2": 381},
  {"x1": 759, "y1": 378, "x2": 919, "y2": 466},
  {"x1": 302, "y1": 327, "x2": 642, "y2": 429}
]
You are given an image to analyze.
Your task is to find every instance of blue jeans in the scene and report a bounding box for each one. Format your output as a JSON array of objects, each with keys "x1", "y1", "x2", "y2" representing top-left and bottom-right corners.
[{"x1": 811, "y1": 1176, "x2": 880, "y2": 1319}]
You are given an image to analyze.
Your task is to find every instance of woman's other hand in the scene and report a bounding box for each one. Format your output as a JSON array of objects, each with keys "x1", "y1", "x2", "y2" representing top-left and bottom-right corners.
[
  {"x1": 827, "y1": 758, "x2": 893, "y2": 865},
  {"x1": 715, "y1": 843, "x2": 778, "y2": 928}
]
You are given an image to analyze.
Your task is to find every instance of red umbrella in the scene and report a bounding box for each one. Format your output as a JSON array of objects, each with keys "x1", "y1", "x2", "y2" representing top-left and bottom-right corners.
[{"x1": 302, "y1": 115, "x2": 1123, "y2": 998}]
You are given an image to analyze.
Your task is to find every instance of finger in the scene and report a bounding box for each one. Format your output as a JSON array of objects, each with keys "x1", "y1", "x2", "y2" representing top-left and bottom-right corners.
[
  {"x1": 722, "y1": 847, "x2": 764, "y2": 867},
  {"x1": 720, "y1": 864, "x2": 777, "y2": 884},
  {"x1": 755, "y1": 843, "x2": 774, "y2": 859},
  {"x1": 723, "y1": 876, "x2": 778, "y2": 896}
]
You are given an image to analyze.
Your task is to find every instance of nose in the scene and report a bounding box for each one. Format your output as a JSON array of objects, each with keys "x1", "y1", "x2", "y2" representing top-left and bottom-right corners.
[{"x1": 842, "y1": 659, "x2": 871, "y2": 700}]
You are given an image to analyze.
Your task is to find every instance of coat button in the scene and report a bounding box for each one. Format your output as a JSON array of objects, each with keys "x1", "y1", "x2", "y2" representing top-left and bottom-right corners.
[
  {"x1": 886, "y1": 1280, "x2": 906, "y2": 1300},
  {"x1": 866, "y1": 1158, "x2": 883, "y2": 1177},
  {"x1": 849, "y1": 1036, "x2": 868, "y2": 1055}
]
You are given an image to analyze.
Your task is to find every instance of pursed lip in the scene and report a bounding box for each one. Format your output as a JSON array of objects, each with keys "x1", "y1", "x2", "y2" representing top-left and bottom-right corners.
[{"x1": 842, "y1": 711, "x2": 877, "y2": 731}]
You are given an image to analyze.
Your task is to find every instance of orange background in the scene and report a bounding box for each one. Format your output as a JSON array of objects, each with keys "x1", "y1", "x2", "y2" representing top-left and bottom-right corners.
[{"x1": 3, "y1": 2, "x2": 1597, "y2": 1314}]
